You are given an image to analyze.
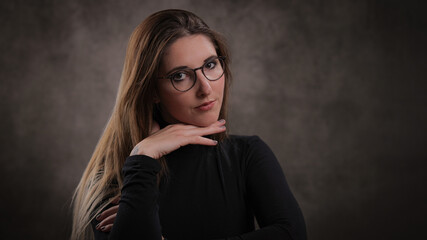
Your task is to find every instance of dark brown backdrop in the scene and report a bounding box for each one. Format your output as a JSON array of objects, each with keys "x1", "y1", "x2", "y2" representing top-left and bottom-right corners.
[{"x1": 1, "y1": 0, "x2": 426, "y2": 239}]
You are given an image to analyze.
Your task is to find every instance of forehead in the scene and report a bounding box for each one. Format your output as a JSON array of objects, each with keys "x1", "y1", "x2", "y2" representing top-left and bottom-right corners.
[{"x1": 162, "y1": 34, "x2": 217, "y2": 70}]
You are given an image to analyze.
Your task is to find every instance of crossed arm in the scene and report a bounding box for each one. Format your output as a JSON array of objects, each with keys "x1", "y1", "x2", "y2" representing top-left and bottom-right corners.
[{"x1": 93, "y1": 133, "x2": 307, "y2": 240}]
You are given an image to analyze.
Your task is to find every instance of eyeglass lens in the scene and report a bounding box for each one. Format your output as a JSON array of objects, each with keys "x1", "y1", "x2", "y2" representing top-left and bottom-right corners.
[{"x1": 170, "y1": 57, "x2": 224, "y2": 92}]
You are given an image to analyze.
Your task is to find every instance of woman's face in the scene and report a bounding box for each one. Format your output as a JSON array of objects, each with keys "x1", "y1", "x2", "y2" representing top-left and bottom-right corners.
[{"x1": 156, "y1": 34, "x2": 225, "y2": 127}]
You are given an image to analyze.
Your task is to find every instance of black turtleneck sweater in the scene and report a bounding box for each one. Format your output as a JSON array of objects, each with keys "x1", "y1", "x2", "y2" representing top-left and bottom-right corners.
[{"x1": 91, "y1": 135, "x2": 307, "y2": 240}]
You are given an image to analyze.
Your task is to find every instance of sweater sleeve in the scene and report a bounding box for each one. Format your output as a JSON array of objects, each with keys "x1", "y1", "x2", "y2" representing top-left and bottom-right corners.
[
  {"x1": 91, "y1": 155, "x2": 162, "y2": 240},
  {"x1": 227, "y1": 136, "x2": 307, "y2": 240}
]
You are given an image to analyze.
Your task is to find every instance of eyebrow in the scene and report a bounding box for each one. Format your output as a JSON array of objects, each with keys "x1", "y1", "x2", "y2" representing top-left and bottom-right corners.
[{"x1": 165, "y1": 55, "x2": 218, "y2": 76}]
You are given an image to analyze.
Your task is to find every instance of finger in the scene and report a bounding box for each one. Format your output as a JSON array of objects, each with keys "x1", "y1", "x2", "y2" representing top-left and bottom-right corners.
[
  {"x1": 98, "y1": 213, "x2": 117, "y2": 228},
  {"x1": 111, "y1": 195, "x2": 120, "y2": 204},
  {"x1": 149, "y1": 123, "x2": 188, "y2": 137},
  {"x1": 100, "y1": 223, "x2": 113, "y2": 232},
  {"x1": 214, "y1": 119, "x2": 226, "y2": 126},
  {"x1": 189, "y1": 119, "x2": 226, "y2": 128},
  {"x1": 187, "y1": 122, "x2": 226, "y2": 137},
  {"x1": 149, "y1": 123, "x2": 210, "y2": 139},
  {"x1": 96, "y1": 205, "x2": 119, "y2": 221},
  {"x1": 203, "y1": 119, "x2": 226, "y2": 130},
  {"x1": 189, "y1": 136, "x2": 219, "y2": 146},
  {"x1": 167, "y1": 119, "x2": 225, "y2": 131}
]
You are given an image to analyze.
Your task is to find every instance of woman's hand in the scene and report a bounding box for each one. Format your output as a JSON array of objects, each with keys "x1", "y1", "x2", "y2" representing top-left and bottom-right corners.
[
  {"x1": 130, "y1": 119, "x2": 226, "y2": 159},
  {"x1": 97, "y1": 120, "x2": 225, "y2": 235},
  {"x1": 96, "y1": 195, "x2": 165, "y2": 239},
  {"x1": 95, "y1": 196, "x2": 120, "y2": 232}
]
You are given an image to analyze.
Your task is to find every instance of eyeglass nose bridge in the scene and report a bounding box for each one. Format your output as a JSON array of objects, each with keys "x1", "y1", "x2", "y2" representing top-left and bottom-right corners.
[
  {"x1": 191, "y1": 65, "x2": 206, "y2": 83},
  {"x1": 181, "y1": 66, "x2": 205, "y2": 92},
  {"x1": 187, "y1": 66, "x2": 213, "y2": 92},
  {"x1": 163, "y1": 56, "x2": 225, "y2": 92}
]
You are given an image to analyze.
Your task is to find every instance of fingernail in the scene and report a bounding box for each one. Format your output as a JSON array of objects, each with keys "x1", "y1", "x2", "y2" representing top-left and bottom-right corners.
[
  {"x1": 220, "y1": 125, "x2": 226, "y2": 129},
  {"x1": 100, "y1": 226, "x2": 105, "y2": 231},
  {"x1": 96, "y1": 214, "x2": 101, "y2": 220},
  {"x1": 218, "y1": 119, "x2": 225, "y2": 123},
  {"x1": 96, "y1": 223, "x2": 100, "y2": 229},
  {"x1": 213, "y1": 140, "x2": 218, "y2": 144}
]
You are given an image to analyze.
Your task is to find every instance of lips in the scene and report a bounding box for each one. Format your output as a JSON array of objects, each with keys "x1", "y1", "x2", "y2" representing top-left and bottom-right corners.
[{"x1": 195, "y1": 100, "x2": 216, "y2": 111}]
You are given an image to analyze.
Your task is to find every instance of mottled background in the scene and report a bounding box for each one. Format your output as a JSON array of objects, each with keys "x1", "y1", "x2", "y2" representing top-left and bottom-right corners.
[{"x1": 1, "y1": 0, "x2": 426, "y2": 239}]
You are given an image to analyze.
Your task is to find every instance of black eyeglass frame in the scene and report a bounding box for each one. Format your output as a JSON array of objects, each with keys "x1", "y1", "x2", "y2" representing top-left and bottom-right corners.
[{"x1": 158, "y1": 56, "x2": 226, "y2": 92}]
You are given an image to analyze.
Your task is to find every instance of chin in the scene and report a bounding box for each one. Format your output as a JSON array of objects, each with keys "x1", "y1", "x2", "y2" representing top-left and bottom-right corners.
[
  {"x1": 189, "y1": 117, "x2": 218, "y2": 127},
  {"x1": 162, "y1": 108, "x2": 221, "y2": 127},
  {"x1": 187, "y1": 112, "x2": 220, "y2": 127}
]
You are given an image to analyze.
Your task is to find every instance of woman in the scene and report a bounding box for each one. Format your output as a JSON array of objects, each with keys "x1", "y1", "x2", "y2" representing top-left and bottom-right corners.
[{"x1": 72, "y1": 9, "x2": 306, "y2": 240}]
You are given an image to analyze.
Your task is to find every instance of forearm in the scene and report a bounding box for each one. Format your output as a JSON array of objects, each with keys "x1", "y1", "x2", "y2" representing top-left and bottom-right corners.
[
  {"x1": 92, "y1": 155, "x2": 162, "y2": 240},
  {"x1": 241, "y1": 136, "x2": 307, "y2": 240}
]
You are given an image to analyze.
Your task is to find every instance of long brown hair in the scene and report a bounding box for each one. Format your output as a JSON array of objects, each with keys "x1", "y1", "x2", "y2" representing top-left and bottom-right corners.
[{"x1": 71, "y1": 9, "x2": 232, "y2": 240}]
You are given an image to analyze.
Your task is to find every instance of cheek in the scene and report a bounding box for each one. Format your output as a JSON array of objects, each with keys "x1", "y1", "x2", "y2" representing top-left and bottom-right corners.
[
  {"x1": 160, "y1": 91, "x2": 185, "y2": 109},
  {"x1": 216, "y1": 77, "x2": 225, "y2": 100},
  {"x1": 158, "y1": 90, "x2": 192, "y2": 119},
  {"x1": 164, "y1": 96, "x2": 188, "y2": 110},
  {"x1": 158, "y1": 81, "x2": 178, "y2": 105}
]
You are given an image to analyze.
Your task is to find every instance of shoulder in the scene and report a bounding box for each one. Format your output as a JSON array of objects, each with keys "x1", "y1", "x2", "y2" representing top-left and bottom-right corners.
[
  {"x1": 220, "y1": 135, "x2": 275, "y2": 164},
  {"x1": 219, "y1": 135, "x2": 258, "y2": 155},
  {"x1": 223, "y1": 135, "x2": 270, "y2": 152},
  {"x1": 223, "y1": 134, "x2": 264, "y2": 146},
  {"x1": 218, "y1": 135, "x2": 283, "y2": 182}
]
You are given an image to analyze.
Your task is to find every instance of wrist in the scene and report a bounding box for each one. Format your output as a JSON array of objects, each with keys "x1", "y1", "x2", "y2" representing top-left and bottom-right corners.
[{"x1": 130, "y1": 143, "x2": 159, "y2": 159}]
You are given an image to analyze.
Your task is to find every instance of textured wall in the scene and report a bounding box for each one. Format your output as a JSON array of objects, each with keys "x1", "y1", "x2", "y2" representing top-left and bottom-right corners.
[{"x1": 1, "y1": 0, "x2": 426, "y2": 239}]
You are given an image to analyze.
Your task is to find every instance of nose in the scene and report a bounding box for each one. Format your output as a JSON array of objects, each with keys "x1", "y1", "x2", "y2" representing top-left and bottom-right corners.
[{"x1": 195, "y1": 70, "x2": 212, "y2": 97}]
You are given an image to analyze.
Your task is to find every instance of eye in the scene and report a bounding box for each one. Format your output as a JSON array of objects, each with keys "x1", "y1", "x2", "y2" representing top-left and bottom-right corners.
[
  {"x1": 204, "y1": 60, "x2": 217, "y2": 70},
  {"x1": 170, "y1": 71, "x2": 188, "y2": 82}
]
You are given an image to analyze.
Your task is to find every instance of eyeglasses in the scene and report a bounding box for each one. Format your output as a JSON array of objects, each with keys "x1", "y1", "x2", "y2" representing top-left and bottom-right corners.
[{"x1": 158, "y1": 56, "x2": 225, "y2": 92}]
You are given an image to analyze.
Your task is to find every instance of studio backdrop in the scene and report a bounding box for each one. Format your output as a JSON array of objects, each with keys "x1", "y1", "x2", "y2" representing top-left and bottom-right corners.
[{"x1": 1, "y1": 0, "x2": 426, "y2": 239}]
